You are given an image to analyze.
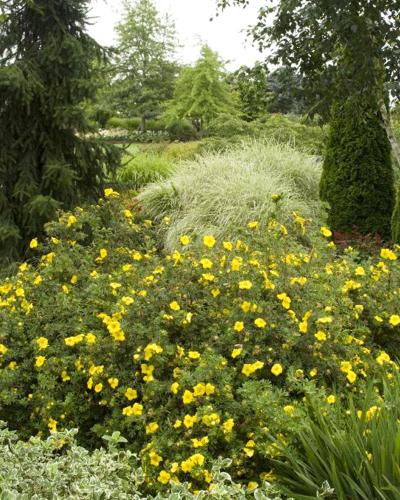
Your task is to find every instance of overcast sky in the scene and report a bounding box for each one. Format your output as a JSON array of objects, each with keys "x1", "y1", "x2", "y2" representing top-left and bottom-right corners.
[{"x1": 88, "y1": 0, "x2": 266, "y2": 70}]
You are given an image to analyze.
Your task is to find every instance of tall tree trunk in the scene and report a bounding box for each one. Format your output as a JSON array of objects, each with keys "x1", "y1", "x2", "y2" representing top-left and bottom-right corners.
[{"x1": 380, "y1": 101, "x2": 400, "y2": 167}]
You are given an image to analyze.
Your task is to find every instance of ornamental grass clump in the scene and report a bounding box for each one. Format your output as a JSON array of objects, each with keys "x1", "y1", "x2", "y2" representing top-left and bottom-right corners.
[
  {"x1": 0, "y1": 192, "x2": 399, "y2": 494},
  {"x1": 137, "y1": 140, "x2": 322, "y2": 250},
  {"x1": 272, "y1": 377, "x2": 400, "y2": 500}
]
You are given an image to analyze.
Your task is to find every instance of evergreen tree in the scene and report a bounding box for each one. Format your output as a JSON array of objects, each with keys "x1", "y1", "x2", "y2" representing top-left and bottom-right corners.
[
  {"x1": 0, "y1": 0, "x2": 120, "y2": 259},
  {"x1": 218, "y1": 0, "x2": 400, "y2": 239},
  {"x1": 113, "y1": 0, "x2": 178, "y2": 130},
  {"x1": 165, "y1": 45, "x2": 238, "y2": 132},
  {"x1": 320, "y1": 93, "x2": 395, "y2": 239}
]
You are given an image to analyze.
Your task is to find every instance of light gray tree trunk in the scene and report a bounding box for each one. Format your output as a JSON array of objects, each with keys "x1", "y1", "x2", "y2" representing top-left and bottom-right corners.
[{"x1": 380, "y1": 101, "x2": 400, "y2": 167}]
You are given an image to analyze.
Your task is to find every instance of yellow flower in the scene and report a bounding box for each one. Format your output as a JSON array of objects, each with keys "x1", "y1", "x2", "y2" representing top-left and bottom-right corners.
[
  {"x1": 188, "y1": 351, "x2": 201, "y2": 359},
  {"x1": 202, "y1": 413, "x2": 220, "y2": 426},
  {"x1": 205, "y1": 383, "x2": 215, "y2": 395},
  {"x1": 389, "y1": 315, "x2": 400, "y2": 326},
  {"x1": 327, "y1": 395, "x2": 336, "y2": 404},
  {"x1": 380, "y1": 248, "x2": 397, "y2": 260},
  {"x1": 254, "y1": 318, "x2": 266, "y2": 328},
  {"x1": 320, "y1": 226, "x2": 332, "y2": 238},
  {"x1": 315, "y1": 330, "x2": 327, "y2": 342},
  {"x1": 169, "y1": 301, "x2": 181, "y2": 311},
  {"x1": 64, "y1": 334, "x2": 84, "y2": 347},
  {"x1": 36, "y1": 337, "x2": 49, "y2": 350},
  {"x1": 99, "y1": 248, "x2": 108, "y2": 259},
  {"x1": 180, "y1": 235, "x2": 190, "y2": 246},
  {"x1": 271, "y1": 363, "x2": 283, "y2": 376},
  {"x1": 376, "y1": 352, "x2": 391, "y2": 365},
  {"x1": 347, "y1": 371, "x2": 357, "y2": 383},
  {"x1": 283, "y1": 405, "x2": 295, "y2": 416},
  {"x1": 29, "y1": 238, "x2": 38, "y2": 249},
  {"x1": 200, "y1": 258, "x2": 213, "y2": 269},
  {"x1": 85, "y1": 333, "x2": 97, "y2": 344},
  {"x1": 340, "y1": 361, "x2": 352, "y2": 374},
  {"x1": 149, "y1": 450, "x2": 163, "y2": 466},
  {"x1": 309, "y1": 368, "x2": 318, "y2": 377},
  {"x1": 122, "y1": 403, "x2": 143, "y2": 417},
  {"x1": 33, "y1": 275, "x2": 42, "y2": 286},
  {"x1": 108, "y1": 377, "x2": 119, "y2": 389},
  {"x1": 157, "y1": 470, "x2": 171, "y2": 484},
  {"x1": 223, "y1": 241, "x2": 233, "y2": 251},
  {"x1": 248, "y1": 221, "x2": 259, "y2": 229},
  {"x1": 192, "y1": 436, "x2": 209, "y2": 448},
  {"x1": 94, "y1": 383, "x2": 103, "y2": 393},
  {"x1": 67, "y1": 215, "x2": 77, "y2": 227},
  {"x1": 203, "y1": 235, "x2": 216, "y2": 248},
  {"x1": 146, "y1": 422, "x2": 159, "y2": 434},
  {"x1": 239, "y1": 280, "x2": 252, "y2": 290},
  {"x1": 173, "y1": 419, "x2": 182, "y2": 428},
  {"x1": 183, "y1": 414, "x2": 198, "y2": 428},
  {"x1": 181, "y1": 453, "x2": 205, "y2": 473},
  {"x1": 222, "y1": 418, "x2": 234, "y2": 433},
  {"x1": 125, "y1": 388, "x2": 138, "y2": 401},
  {"x1": 171, "y1": 382, "x2": 179, "y2": 394},
  {"x1": 243, "y1": 440, "x2": 255, "y2": 457},
  {"x1": 104, "y1": 188, "x2": 120, "y2": 198},
  {"x1": 48, "y1": 418, "x2": 57, "y2": 433},
  {"x1": 277, "y1": 292, "x2": 291, "y2": 309},
  {"x1": 248, "y1": 481, "x2": 258, "y2": 492},
  {"x1": 231, "y1": 347, "x2": 243, "y2": 358},
  {"x1": 193, "y1": 383, "x2": 206, "y2": 397},
  {"x1": 35, "y1": 356, "x2": 46, "y2": 368},
  {"x1": 234, "y1": 321, "x2": 244, "y2": 332},
  {"x1": 182, "y1": 390, "x2": 194, "y2": 404},
  {"x1": 355, "y1": 266, "x2": 366, "y2": 276},
  {"x1": 202, "y1": 273, "x2": 215, "y2": 282},
  {"x1": 242, "y1": 361, "x2": 264, "y2": 377}
]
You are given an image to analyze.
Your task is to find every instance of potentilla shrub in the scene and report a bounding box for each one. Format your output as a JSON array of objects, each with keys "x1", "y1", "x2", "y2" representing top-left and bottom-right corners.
[
  {"x1": 320, "y1": 96, "x2": 395, "y2": 240},
  {"x1": 0, "y1": 192, "x2": 399, "y2": 494}
]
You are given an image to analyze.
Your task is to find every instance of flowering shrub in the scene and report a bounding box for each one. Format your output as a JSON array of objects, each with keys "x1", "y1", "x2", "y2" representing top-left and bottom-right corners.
[{"x1": 0, "y1": 192, "x2": 399, "y2": 494}]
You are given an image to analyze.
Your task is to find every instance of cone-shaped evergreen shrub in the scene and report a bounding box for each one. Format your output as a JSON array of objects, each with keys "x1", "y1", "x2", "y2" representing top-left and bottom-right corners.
[
  {"x1": 320, "y1": 97, "x2": 395, "y2": 240},
  {"x1": 392, "y1": 186, "x2": 400, "y2": 243},
  {"x1": 0, "y1": 0, "x2": 120, "y2": 260}
]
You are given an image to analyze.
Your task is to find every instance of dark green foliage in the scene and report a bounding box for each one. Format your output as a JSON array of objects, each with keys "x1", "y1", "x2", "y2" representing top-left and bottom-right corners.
[
  {"x1": 230, "y1": 62, "x2": 270, "y2": 120},
  {"x1": 393, "y1": 186, "x2": 400, "y2": 243},
  {"x1": 0, "y1": 0, "x2": 120, "y2": 260},
  {"x1": 320, "y1": 97, "x2": 395, "y2": 239},
  {"x1": 166, "y1": 119, "x2": 198, "y2": 141},
  {"x1": 267, "y1": 66, "x2": 322, "y2": 119}
]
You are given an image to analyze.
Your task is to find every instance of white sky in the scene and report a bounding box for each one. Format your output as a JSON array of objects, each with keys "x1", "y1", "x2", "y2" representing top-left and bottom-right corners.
[{"x1": 88, "y1": 0, "x2": 266, "y2": 70}]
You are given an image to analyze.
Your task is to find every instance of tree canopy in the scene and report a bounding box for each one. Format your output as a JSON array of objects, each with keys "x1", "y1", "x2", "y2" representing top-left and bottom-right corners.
[
  {"x1": 217, "y1": 0, "x2": 400, "y2": 109},
  {"x1": 112, "y1": 0, "x2": 179, "y2": 130},
  {"x1": 164, "y1": 45, "x2": 238, "y2": 132}
]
